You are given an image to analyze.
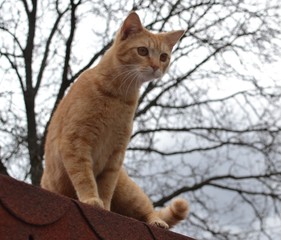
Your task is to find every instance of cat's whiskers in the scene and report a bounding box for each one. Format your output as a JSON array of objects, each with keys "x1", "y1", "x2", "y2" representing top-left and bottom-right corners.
[
  {"x1": 105, "y1": 67, "x2": 135, "y2": 96},
  {"x1": 124, "y1": 71, "x2": 140, "y2": 101},
  {"x1": 111, "y1": 65, "x2": 138, "y2": 83},
  {"x1": 133, "y1": 71, "x2": 142, "y2": 95},
  {"x1": 111, "y1": 65, "x2": 142, "y2": 97},
  {"x1": 118, "y1": 69, "x2": 138, "y2": 94},
  {"x1": 111, "y1": 68, "x2": 133, "y2": 84}
]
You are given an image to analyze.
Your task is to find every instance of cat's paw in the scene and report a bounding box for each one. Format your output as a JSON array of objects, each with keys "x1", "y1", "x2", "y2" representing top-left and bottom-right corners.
[
  {"x1": 149, "y1": 219, "x2": 169, "y2": 229},
  {"x1": 82, "y1": 197, "x2": 105, "y2": 209}
]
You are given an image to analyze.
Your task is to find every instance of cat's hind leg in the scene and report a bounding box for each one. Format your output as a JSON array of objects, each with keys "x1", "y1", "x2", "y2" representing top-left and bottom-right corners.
[{"x1": 111, "y1": 168, "x2": 169, "y2": 229}]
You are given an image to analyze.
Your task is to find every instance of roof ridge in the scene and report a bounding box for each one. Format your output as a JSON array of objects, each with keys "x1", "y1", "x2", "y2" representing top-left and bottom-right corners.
[{"x1": 0, "y1": 174, "x2": 195, "y2": 240}]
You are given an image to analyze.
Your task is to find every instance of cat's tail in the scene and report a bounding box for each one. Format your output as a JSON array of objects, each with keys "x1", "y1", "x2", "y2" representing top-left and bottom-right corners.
[{"x1": 156, "y1": 198, "x2": 189, "y2": 228}]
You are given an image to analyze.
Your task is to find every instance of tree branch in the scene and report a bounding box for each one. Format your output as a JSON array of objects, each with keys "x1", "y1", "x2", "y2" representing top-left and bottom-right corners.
[
  {"x1": 1, "y1": 52, "x2": 25, "y2": 91},
  {"x1": 132, "y1": 126, "x2": 281, "y2": 139},
  {"x1": 154, "y1": 172, "x2": 281, "y2": 207},
  {"x1": 34, "y1": 6, "x2": 70, "y2": 94}
]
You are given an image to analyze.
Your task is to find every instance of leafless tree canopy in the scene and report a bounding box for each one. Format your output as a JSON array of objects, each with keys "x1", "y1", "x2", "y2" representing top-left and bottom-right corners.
[{"x1": 1, "y1": 0, "x2": 281, "y2": 239}]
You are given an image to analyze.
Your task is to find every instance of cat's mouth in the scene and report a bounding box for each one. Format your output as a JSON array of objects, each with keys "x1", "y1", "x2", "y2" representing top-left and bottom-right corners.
[{"x1": 139, "y1": 68, "x2": 162, "y2": 83}]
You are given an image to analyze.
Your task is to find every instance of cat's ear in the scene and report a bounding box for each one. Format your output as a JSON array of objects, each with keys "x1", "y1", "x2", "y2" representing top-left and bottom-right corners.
[
  {"x1": 164, "y1": 30, "x2": 185, "y2": 50},
  {"x1": 120, "y1": 12, "x2": 143, "y2": 40}
]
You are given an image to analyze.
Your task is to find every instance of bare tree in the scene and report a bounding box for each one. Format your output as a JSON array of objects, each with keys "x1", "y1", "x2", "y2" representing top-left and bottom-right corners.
[{"x1": 1, "y1": 0, "x2": 281, "y2": 239}]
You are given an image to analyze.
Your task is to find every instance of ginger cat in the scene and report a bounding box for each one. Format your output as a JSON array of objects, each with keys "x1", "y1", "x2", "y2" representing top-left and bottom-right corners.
[{"x1": 41, "y1": 12, "x2": 188, "y2": 229}]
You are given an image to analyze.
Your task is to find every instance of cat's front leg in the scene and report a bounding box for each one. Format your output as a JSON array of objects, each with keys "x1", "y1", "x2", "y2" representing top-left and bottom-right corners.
[
  {"x1": 81, "y1": 196, "x2": 104, "y2": 208},
  {"x1": 71, "y1": 170, "x2": 104, "y2": 209},
  {"x1": 71, "y1": 169, "x2": 104, "y2": 208},
  {"x1": 61, "y1": 151, "x2": 104, "y2": 208},
  {"x1": 97, "y1": 151, "x2": 124, "y2": 210},
  {"x1": 97, "y1": 168, "x2": 121, "y2": 210}
]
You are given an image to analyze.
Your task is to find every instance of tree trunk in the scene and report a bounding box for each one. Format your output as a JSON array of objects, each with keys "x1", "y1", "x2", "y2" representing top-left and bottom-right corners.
[
  {"x1": 23, "y1": 0, "x2": 42, "y2": 185},
  {"x1": 24, "y1": 91, "x2": 42, "y2": 185}
]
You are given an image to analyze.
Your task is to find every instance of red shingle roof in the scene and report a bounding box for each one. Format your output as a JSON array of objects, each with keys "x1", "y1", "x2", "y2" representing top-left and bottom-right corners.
[{"x1": 0, "y1": 174, "x2": 195, "y2": 240}]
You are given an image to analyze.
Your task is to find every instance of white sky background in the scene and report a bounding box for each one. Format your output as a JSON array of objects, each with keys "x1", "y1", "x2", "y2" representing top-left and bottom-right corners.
[{"x1": 1, "y1": 0, "x2": 281, "y2": 238}]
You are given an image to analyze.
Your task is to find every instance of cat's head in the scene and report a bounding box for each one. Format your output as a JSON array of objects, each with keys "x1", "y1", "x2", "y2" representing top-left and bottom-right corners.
[{"x1": 111, "y1": 12, "x2": 185, "y2": 83}]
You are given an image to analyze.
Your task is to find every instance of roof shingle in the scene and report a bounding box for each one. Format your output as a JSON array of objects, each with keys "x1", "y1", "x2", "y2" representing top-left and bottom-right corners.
[{"x1": 0, "y1": 174, "x2": 195, "y2": 240}]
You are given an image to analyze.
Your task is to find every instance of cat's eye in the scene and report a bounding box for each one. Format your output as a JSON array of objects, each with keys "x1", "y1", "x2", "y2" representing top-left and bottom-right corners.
[
  {"x1": 137, "y1": 47, "x2": 149, "y2": 56},
  {"x1": 160, "y1": 53, "x2": 168, "y2": 62}
]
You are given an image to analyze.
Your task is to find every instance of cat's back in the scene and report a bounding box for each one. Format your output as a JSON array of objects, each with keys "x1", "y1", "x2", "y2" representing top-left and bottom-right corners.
[
  {"x1": 54, "y1": 69, "x2": 98, "y2": 118},
  {"x1": 45, "y1": 69, "x2": 98, "y2": 141}
]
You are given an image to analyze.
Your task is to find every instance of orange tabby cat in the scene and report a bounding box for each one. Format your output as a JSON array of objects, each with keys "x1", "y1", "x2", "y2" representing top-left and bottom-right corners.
[{"x1": 41, "y1": 12, "x2": 188, "y2": 229}]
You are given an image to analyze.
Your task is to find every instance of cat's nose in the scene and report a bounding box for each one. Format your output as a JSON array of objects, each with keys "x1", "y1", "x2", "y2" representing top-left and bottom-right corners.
[{"x1": 151, "y1": 64, "x2": 159, "y2": 71}]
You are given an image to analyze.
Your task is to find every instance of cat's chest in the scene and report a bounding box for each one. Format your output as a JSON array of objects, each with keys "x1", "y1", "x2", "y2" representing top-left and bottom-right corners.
[
  {"x1": 103, "y1": 100, "x2": 135, "y2": 140},
  {"x1": 92, "y1": 97, "x2": 135, "y2": 141},
  {"x1": 89, "y1": 100, "x2": 135, "y2": 174}
]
